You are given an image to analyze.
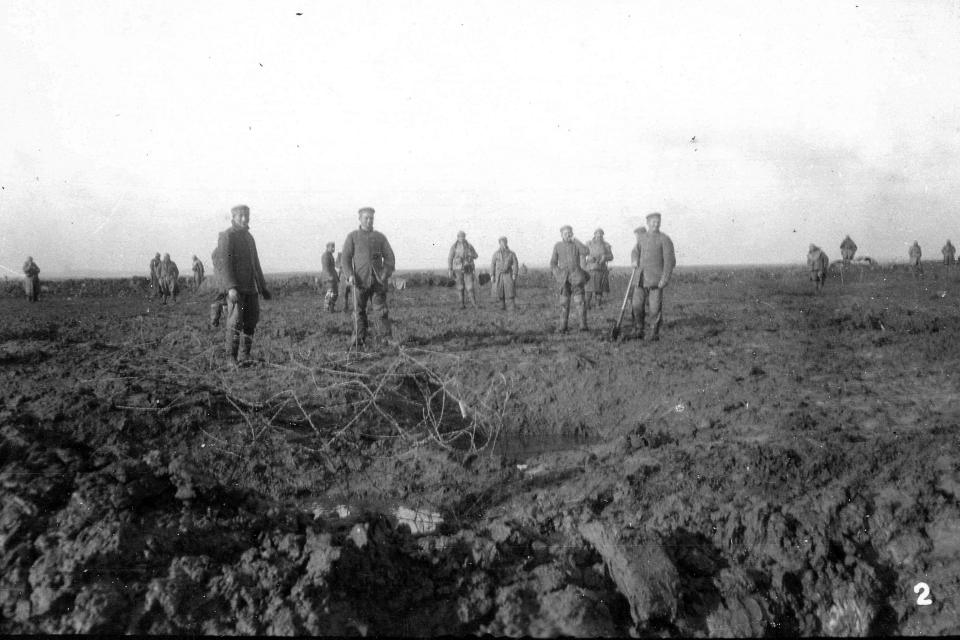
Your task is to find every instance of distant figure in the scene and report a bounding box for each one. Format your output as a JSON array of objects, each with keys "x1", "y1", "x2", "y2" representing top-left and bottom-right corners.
[
  {"x1": 942, "y1": 240, "x2": 955, "y2": 266},
  {"x1": 336, "y1": 250, "x2": 352, "y2": 313},
  {"x1": 158, "y1": 254, "x2": 180, "y2": 304},
  {"x1": 491, "y1": 236, "x2": 519, "y2": 311},
  {"x1": 909, "y1": 241, "x2": 923, "y2": 277},
  {"x1": 630, "y1": 214, "x2": 676, "y2": 340},
  {"x1": 342, "y1": 207, "x2": 396, "y2": 348},
  {"x1": 448, "y1": 230, "x2": 479, "y2": 309},
  {"x1": 807, "y1": 244, "x2": 829, "y2": 293},
  {"x1": 22, "y1": 256, "x2": 40, "y2": 302},
  {"x1": 519, "y1": 263, "x2": 529, "y2": 277},
  {"x1": 550, "y1": 225, "x2": 591, "y2": 333},
  {"x1": 218, "y1": 204, "x2": 272, "y2": 363},
  {"x1": 191, "y1": 255, "x2": 205, "y2": 290},
  {"x1": 149, "y1": 252, "x2": 161, "y2": 298},
  {"x1": 840, "y1": 236, "x2": 857, "y2": 263},
  {"x1": 584, "y1": 228, "x2": 614, "y2": 310},
  {"x1": 208, "y1": 240, "x2": 227, "y2": 328},
  {"x1": 320, "y1": 241, "x2": 339, "y2": 313}
]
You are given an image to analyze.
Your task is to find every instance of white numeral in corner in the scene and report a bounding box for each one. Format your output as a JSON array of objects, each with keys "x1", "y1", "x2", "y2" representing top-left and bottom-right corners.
[{"x1": 914, "y1": 582, "x2": 932, "y2": 606}]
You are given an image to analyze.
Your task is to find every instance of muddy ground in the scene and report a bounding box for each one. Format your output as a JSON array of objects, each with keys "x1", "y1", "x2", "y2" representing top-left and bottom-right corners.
[{"x1": 1, "y1": 264, "x2": 958, "y2": 636}]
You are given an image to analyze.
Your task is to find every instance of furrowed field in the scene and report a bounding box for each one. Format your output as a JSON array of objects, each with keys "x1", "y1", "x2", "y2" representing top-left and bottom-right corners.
[{"x1": 1, "y1": 263, "x2": 958, "y2": 635}]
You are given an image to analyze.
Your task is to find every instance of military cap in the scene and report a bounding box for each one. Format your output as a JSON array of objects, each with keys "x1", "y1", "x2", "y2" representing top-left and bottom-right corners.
[
  {"x1": 646, "y1": 212, "x2": 661, "y2": 221},
  {"x1": 594, "y1": 228, "x2": 604, "y2": 235},
  {"x1": 457, "y1": 230, "x2": 466, "y2": 238},
  {"x1": 358, "y1": 207, "x2": 375, "y2": 215},
  {"x1": 498, "y1": 236, "x2": 508, "y2": 243},
  {"x1": 560, "y1": 225, "x2": 573, "y2": 233},
  {"x1": 231, "y1": 204, "x2": 250, "y2": 216},
  {"x1": 326, "y1": 241, "x2": 335, "y2": 249}
]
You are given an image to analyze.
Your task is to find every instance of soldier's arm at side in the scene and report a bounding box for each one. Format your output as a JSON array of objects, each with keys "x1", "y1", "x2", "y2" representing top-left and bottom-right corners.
[
  {"x1": 549, "y1": 245, "x2": 559, "y2": 271},
  {"x1": 448, "y1": 244, "x2": 456, "y2": 272},
  {"x1": 381, "y1": 235, "x2": 396, "y2": 279},
  {"x1": 251, "y1": 238, "x2": 271, "y2": 299},
  {"x1": 468, "y1": 243, "x2": 478, "y2": 261},
  {"x1": 510, "y1": 252, "x2": 519, "y2": 279},
  {"x1": 220, "y1": 232, "x2": 240, "y2": 295},
  {"x1": 660, "y1": 237, "x2": 676, "y2": 288},
  {"x1": 341, "y1": 234, "x2": 356, "y2": 284}
]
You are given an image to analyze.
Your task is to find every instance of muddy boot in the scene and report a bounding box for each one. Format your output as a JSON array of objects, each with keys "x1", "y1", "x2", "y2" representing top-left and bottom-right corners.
[
  {"x1": 227, "y1": 333, "x2": 240, "y2": 364},
  {"x1": 209, "y1": 301, "x2": 222, "y2": 328},
  {"x1": 459, "y1": 290, "x2": 466, "y2": 309}
]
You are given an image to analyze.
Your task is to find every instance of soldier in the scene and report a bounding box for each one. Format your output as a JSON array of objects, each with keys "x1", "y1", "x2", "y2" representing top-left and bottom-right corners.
[
  {"x1": 807, "y1": 244, "x2": 829, "y2": 293},
  {"x1": 336, "y1": 250, "x2": 352, "y2": 313},
  {"x1": 448, "y1": 230, "x2": 479, "y2": 309},
  {"x1": 218, "y1": 204, "x2": 272, "y2": 364},
  {"x1": 149, "y1": 252, "x2": 161, "y2": 298},
  {"x1": 208, "y1": 240, "x2": 228, "y2": 328},
  {"x1": 191, "y1": 255, "x2": 205, "y2": 290},
  {"x1": 320, "y1": 241, "x2": 339, "y2": 313},
  {"x1": 840, "y1": 236, "x2": 857, "y2": 263},
  {"x1": 584, "y1": 228, "x2": 614, "y2": 309},
  {"x1": 158, "y1": 253, "x2": 180, "y2": 304},
  {"x1": 22, "y1": 256, "x2": 40, "y2": 302},
  {"x1": 549, "y1": 225, "x2": 591, "y2": 333},
  {"x1": 630, "y1": 213, "x2": 676, "y2": 341},
  {"x1": 491, "y1": 236, "x2": 519, "y2": 311},
  {"x1": 942, "y1": 240, "x2": 955, "y2": 266},
  {"x1": 909, "y1": 241, "x2": 923, "y2": 277},
  {"x1": 342, "y1": 207, "x2": 396, "y2": 348}
]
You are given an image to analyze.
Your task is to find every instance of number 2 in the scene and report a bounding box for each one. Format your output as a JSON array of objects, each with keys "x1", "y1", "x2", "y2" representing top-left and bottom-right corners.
[{"x1": 914, "y1": 582, "x2": 932, "y2": 606}]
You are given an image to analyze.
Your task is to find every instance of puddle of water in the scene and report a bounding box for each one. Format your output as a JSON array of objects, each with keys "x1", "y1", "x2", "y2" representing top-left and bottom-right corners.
[{"x1": 301, "y1": 498, "x2": 443, "y2": 535}]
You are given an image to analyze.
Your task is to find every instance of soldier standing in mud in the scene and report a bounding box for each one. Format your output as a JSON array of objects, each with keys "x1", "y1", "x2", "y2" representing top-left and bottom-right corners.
[
  {"x1": 630, "y1": 213, "x2": 676, "y2": 341},
  {"x1": 149, "y1": 252, "x2": 161, "y2": 298},
  {"x1": 218, "y1": 204, "x2": 272, "y2": 364},
  {"x1": 942, "y1": 240, "x2": 955, "y2": 266},
  {"x1": 22, "y1": 256, "x2": 40, "y2": 302},
  {"x1": 807, "y1": 244, "x2": 829, "y2": 293},
  {"x1": 320, "y1": 242, "x2": 339, "y2": 313},
  {"x1": 584, "y1": 228, "x2": 614, "y2": 310},
  {"x1": 448, "y1": 230, "x2": 479, "y2": 309},
  {"x1": 840, "y1": 236, "x2": 857, "y2": 263},
  {"x1": 909, "y1": 241, "x2": 923, "y2": 277},
  {"x1": 158, "y1": 254, "x2": 180, "y2": 304},
  {"x1": 549, "y1": 225, "x2": 591, "y2": 333},
  {"x1": 490, "y1": 236, "x2": 519, "y2": 311},
  {"x1": 191, "y1": 255, "x2": 205, "y2": 291},
  {"x1": 342, "y1": 207, "x2": 396, "y2": 348}
]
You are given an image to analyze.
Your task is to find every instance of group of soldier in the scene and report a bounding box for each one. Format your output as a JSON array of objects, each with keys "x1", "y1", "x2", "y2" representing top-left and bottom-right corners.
[
  {"x1": 806, "y1": 235, "x2": 960, "y2": 291},
  {"x1": 146, "y1": 252, "x2": 207, "y2": 303}
]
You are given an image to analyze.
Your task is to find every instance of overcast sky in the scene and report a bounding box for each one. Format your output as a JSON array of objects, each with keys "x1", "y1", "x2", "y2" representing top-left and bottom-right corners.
[{"x1": 2, "y1": 1, "x2": 959, "y2": 276}]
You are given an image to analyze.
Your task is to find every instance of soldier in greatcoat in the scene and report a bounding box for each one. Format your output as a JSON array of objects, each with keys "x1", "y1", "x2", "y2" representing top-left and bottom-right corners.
[
  {"x1": 149, "y1": 253, "x2": 161, "y2": 298},
  {"x1": 584, "y1": 228, "x2": 614, "y2": 309},
  {"x1": 909, "y1": 241, "x2": 923, "y2": 277},
  {"x1": 158, "y1": 254, "x2": 180, "y2": 304},
  {"x1": 490, "y1": 236, "x2": 519, "y2": 311},
  {"x1": 840, "y1": 236, "x2": 857, "y2": 263},
  {"x1": 191, "y1": 255, "x2": 205, "y2": 290},
  {"x1": 807, "y1": 244, "x2": 829, "y2": 293},
  {"x1": 549, "y1": 225, "x2": 591, "y2": 333},
  {"x1": 342, "y1": 207, "x2": 396, "y2": 348},
  {"x1": 218, "y1": 204, "x2": 272, "y2": 363},
  {"x1": 630, "y1": 213, "x2": 676, "y2": 340},
  {"x1": 23, "y1": 256, "x2": 40, "y2": 302},
  {"x1": 320, "y1": 242, "x2": 340, "y2": 313},
  {"x1": 942, "y1": 240, "x2": 955, "y2": 266},
  {"x1": 448, "y1": 230, "x2": 479, "y2": 309}
]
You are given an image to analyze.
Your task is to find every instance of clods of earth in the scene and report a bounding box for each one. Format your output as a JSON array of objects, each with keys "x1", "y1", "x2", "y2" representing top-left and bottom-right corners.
[{"x1": 1, "y1": 265, "x2": 958, "y2": 635}]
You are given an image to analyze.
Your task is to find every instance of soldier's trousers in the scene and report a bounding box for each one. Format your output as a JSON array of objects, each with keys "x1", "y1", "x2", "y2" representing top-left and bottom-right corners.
[
  {"x1": 353, "y1": 285, "x2": 391, "y2": 345},
  {"x1": 24, "y1": 276, "x2": 40, "y2": 302},
  {"x1": 454, "y1": 270, "x2": 477, "y2": 307},
  {"x1": 194, "y1": 273, "x2": 203, "y2": 290},
  {"x1": 493, "y1": 275, "x2": 516, "y2": 310},
  {"x1": 209, "y1": 292, "x2": 227, "y2": 327},
  {"x1": 225, "y1": 292, "x2": 260, "y2": 359},
  {"x1": 559, "y1": 282, "x2": 587, "y2": 330},
  {"x1": 631, "y1": 286, "x2": 663, "y2": 338}
]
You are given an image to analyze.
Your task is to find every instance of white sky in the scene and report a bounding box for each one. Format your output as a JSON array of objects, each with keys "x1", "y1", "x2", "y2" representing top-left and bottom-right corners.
[{"x1": 2, "y1": 0, "x2": 959, "y2": 275}]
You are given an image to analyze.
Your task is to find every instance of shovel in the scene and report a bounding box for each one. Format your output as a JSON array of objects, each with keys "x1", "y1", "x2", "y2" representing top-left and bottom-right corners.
[{"x1": 610, "y1": 266, "x2": 639, "y2": 341}]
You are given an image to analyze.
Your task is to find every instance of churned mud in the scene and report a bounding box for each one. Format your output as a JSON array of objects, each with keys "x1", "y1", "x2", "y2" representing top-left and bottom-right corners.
[{"x1": 1, "y1": 264, "x2": 958, "y2": 635}]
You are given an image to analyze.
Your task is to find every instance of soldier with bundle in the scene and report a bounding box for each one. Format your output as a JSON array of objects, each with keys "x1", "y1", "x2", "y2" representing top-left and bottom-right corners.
[
  {"x1": 584, "y1": 228, "x2": 614, "y2": 309},
  {"x1": 320, "y1": 242, "x2": 339, "y2": 313},
  {"x1": 149, "y1": 252, "x2": 161, "y2": 298},
  {"x1": 840, "y1": 236, "x2": 857, "y2": 263},
  {"x1": 448, "y1": 230, "x2": 479, "y2": 309},
  {"x1": 158, "y1": 254, "x2": 180, "y2": 304}
]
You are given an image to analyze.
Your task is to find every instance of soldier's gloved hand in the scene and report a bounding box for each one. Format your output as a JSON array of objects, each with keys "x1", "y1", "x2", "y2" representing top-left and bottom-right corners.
[
  {"x1": 262, "y1": 289, "x2": 272, "y2": 301},
  {"x1": 227, "y1": 288, "x2": 238, "y2": 302}
]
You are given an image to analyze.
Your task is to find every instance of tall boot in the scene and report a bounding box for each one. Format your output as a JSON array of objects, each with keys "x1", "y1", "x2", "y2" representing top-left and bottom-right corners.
[
  {"x1": 575, "y1": 294, "x2": 588, "y2": 331},
  {"x1": 227, "y1": 330, "x2": 240, "y2": 363},
  {"x1": 585, "y1": 292, "x2": 593, "y2": 310},
  {"x1": 459, "y1": 290, "x2": 466, "y2": 309},
  {"x1": 240, "y1": 333, "x2": 253, "y2": 361}
]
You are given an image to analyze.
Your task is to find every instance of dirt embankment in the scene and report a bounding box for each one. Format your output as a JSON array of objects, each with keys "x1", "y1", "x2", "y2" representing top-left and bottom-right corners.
[{"x1": 1, "y1": 266, "x2": 959, "y2": 635}]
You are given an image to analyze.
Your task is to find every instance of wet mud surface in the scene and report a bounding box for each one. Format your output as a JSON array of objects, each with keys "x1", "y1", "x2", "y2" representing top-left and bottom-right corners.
[{"x1": 1, "y1": 265, "x2": 959, "y2": 635}]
